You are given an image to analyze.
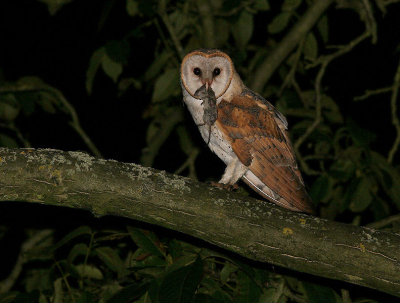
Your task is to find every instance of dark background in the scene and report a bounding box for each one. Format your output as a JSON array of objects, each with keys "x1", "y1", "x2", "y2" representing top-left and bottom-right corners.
[{"x1": 0, "y1": 0, "x2": 399, "y2": 166}]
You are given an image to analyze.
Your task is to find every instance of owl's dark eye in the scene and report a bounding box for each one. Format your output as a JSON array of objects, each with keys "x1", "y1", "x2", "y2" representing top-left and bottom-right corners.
[
  {"x1": 213, "y1": 68, "x2": 221, "y2": 76},
  {"x1": 193, "y1": 67, "x2": 201, "y2": 75}
]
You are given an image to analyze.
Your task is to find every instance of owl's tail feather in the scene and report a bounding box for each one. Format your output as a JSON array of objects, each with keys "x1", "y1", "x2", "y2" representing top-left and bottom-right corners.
[{"x1": 242, "y1": 172, "x2": 315, "y2": 215}]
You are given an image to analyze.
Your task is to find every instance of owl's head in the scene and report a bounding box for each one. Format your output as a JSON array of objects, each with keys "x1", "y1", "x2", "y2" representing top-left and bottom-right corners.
[{"x1": 180, "y1": 49, "x2": 236, "y2": 99}]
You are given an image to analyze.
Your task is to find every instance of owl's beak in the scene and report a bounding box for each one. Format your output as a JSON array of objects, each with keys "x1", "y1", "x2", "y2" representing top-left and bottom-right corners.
[{"x1": 203, "y1": 78, "x2": 212, "y2": 91}]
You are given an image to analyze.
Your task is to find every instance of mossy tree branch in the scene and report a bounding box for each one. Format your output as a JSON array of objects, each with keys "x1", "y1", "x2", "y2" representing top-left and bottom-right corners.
[{"x1": 0, "y1": 148, "x2": 399, "y2": 297}]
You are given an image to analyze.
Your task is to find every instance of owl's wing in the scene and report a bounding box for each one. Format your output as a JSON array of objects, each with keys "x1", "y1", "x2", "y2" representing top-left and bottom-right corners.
[{"x1": 216, "y1": 93, "x2": 315, "y2": 214}]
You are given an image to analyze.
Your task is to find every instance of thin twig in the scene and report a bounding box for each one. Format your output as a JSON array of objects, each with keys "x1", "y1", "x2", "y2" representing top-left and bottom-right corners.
[
  {"x1": 140, "y1": 107, "x2": 184, "y2": 167},
  {"x1": 250, "y1": 0, "x2": 335, "y2": 92},
  {"x1": 366, "y1": 213, "x2": 400, "y2": 229},
  {"x1": 387, "y1": 57, "x2": 400, "y2": 164},
  {"x1": 0, "y1": 80, "x2": 104, "y2": 158},
  {"x1": 278, "y1": 37, "x2": 306, "y2": 96},
  {"x1": 0, "y1": 122, "x2": 32, "y2": 148},
  {"x1": 196, "y1": 0, "x2": 216, "y2": 48},
  {"x1": 354, "y1": 86, "x2": 392, "y2": 101},
  {"x1": 0, "y1": 229, "x2": 54, "y2": 293},
  {"x1": 294, "y1": 31, "x2": 371, "y2": 174},
  {"x1": 54, "y1": 258, "x2": 76, "y2": 303},
  {"x1": 293, "y1": 61, "x2": 324, "y2": 175},
  {"x1": 174, "y1": 146, "x2": 200, "y2": 179},
  {"x1": 306, "y1": 31, "x2": 370, "y2": 69},
  {"x1": 341, "y1": 289, "x2": 352, "y2": 303},
  {"x1": 158, "y1": 0, "x2": 184, "y2": 60}
]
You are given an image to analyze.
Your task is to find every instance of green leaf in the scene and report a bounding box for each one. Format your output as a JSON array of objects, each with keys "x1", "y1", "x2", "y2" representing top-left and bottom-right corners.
[
  {"x1": 309, "y1": 174, "x2": 331, "y2": 203},
  {"x1": 148, "y1": 279, "x2": 160, "y2": 303},
  {"x1": 19, "y1": 94, "x2": 36, "y2": 116},
  {"x1": 215, "y1": 18, "x2": 231, "y2": 47},
  {"x1": 25, "y1": 269, "x2": 52, "y2": 292},
  {"x1": 53, "y1": 278, "x2": 63, "y2": 303},
  {"x1": 58, "y1": 260, "x2": 81, "y2": 280},
  {"x1": 370, "y1": 151, "x2": 400, "y2": 209},
  {"x1": 167, "y1": 238, "x2": 183, "y2": 260},
  {"x1": 101, "y1": 52, "x2": 123, "y2": 83},
  {"x1": 347, "y1": 118, "x2": 377, "y2": 146},
  {"x1": 138, "y1": 0, "x2": 156, "y2": 16},
  {"x1": 317, "y1": 15, "x2": 329, "y2": 43},
  {"x1": 328, "y1": 159, "x2": 356, "y2": 181},
  {"x1": 86, "y1": 47, "x2": 106, "y2": 94},
  {"x1": 52, "y1": 226, "x2": 92, "y2": 252},
  {"x1": 38, "y1": 293, "x2": 48, "y2": 303},
  {"x1": 0, "y1": 94, "x2": 20, "y2": 121},
  {"x1": 320, "y1": 94, "x2": 343, "y2": 124},
  {"x1": 144, "y1": 50, "x2": 173, "y2": 81},
  {"x1": 127, "y1": 0, "x2": 139, "y2": 16},
  {"x1": 169, "y1": 10, "x2": 187, "y2": 36},
  {"x1": 222, "y1": 0, "x2": 241, "y2": 12},
  {"x1": 194, "y1": 294, "x2": 224, "y2": 303},
  {"x1": 0, "y1": 134, "x2": 19, "y2": 148},
  {"x1": 95, "y1": 247, "x2": 130, "y2": 278},
  {"x1": 75, "y1": 264, "x2": 104, "y2": 280},
  {"x1": 220, "y1": 262, "x2": 238, "y2": 284},
  {"x1": 14, "y1": 290, "x2": 40, "y2": 303},
  {"x1": 185, "y1": 36, "x2": 203, "y2": 55},
  {"x1": 303, "y1": 32, "x2": 318, "y2": 61},
  {"x1": 348, "y1": 176, "x2": 374, "y2": 212},
  {"x1": 234, "y1": 270, "x2": 261, "y2": 303},
  {"x1": 107, "y1": 283, "x2": 149, "y2": 303},
  {"x1": 158, "y1": 256, "x2": 204, "y2": 303},
  {"x1": 105, "y1": 39, "x2": 130, "y2": 64},
  {"x1": 128, "y1": 227, "x2": 165, "y2": 257},
  {"x1": 67, "y1": 243, "x2": 89, "y2": 265},
  {"x1": 232, "y1": 260, "x2": 256, "y2": 280},
  {"x1": 37, "y1": 93, "x2": 57, "y2": 114},
  {"x1": 136, "y1": 291, "x2": 152, "y2": 303},
  {"x1": 0, "y1": 292, "x2": 20, "y2": 303},
  {"x1": 232, "y1": 11, "x2": 254, "y2": 48},
  {"x1": 129, "y1": 254, "x2": 168, "y2": 270},
  {"x1": 257, "y1": 288, "x2": 276, "y2": 303},
  {"x1": 213, "y1": 291, "x2": 232, "y2": 303},
  {"x1": 200, "y1": 278, "x2": 232, "y2": 303},
  {"x1": 165, "y1": 252, "x2": 198, "y2": 274},
  {"x1": 303, "y1": 282, "x2": 336, "y2": 303},
  {"x1": 152, "y1": 68, "x2": 180, "y2": 103},
  {"x1": 267, "y1": 12, "x2": 291, "y2": 34},
  {"x1": 77, "y1": 292, "x2": 93, "y2": 303},
  {"x1": 253, "y1": 0, "x2": 270, "y2": 11},
  {"x1": 282, "y1": 0, "x2": 302, "y2": 11}
]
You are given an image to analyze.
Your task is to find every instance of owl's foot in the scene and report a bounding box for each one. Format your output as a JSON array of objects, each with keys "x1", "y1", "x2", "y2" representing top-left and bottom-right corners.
[{"x1": 210, "y1": 182, "x2": 239, "y2": 191}]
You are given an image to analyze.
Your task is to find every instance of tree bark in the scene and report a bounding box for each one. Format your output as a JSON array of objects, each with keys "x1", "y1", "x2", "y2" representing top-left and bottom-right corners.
[{"x1": 0, "y1": 148, "x2": 399, "y2": 297}]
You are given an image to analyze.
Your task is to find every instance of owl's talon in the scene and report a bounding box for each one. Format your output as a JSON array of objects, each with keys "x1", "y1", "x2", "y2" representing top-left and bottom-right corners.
[{"x1": 210, "y1": 182, "x2": 239, "y2": 192}]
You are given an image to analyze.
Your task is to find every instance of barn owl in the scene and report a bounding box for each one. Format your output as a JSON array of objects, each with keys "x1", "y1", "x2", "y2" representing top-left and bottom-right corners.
[{"x1": 180, "y1": 48, "x2": 315, "y2": 214}]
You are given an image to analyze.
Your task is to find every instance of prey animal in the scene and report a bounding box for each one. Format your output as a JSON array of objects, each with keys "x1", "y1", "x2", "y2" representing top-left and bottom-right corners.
[{"x1": 194, "y1": 84, "x2": 218, "y2": 145}]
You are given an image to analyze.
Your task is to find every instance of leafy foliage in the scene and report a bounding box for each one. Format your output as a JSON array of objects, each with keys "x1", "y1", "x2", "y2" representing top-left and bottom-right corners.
[
  {"x1": 1, "y1": 0, "x2": 400, "y2": 302},
  {"x1": 0, "y1": 225, "x2": 353, "y2": 303}
]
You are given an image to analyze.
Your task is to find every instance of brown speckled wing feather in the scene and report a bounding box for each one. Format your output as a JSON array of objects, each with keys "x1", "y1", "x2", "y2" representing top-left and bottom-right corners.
[{"x1": 216, "y1": 95, "x2": 314, "y2": 214}]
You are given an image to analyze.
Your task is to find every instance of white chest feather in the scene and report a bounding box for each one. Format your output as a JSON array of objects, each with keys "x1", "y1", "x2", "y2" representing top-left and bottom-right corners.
[{"x1": 182, "y1": 90, "x2": 235, "y2": 165}]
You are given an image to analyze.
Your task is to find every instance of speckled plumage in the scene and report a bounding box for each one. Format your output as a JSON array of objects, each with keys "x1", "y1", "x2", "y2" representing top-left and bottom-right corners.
[{"x1": 180, "y1": 48, "x2": 315, "y2": 214}]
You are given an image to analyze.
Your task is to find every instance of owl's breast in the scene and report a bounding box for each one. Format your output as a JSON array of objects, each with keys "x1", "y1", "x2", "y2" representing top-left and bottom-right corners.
[
  {"x1": 199, "y1": 123, "x2": 234, "y2": 165},
  {"x1": 183, "y1": 91, "x2": 236, "y2": 165}
]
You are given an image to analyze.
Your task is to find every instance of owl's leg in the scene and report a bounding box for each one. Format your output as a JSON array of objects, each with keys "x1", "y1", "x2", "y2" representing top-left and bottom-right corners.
[{"x1": 219, "y1": 158, "x2": 248, "y2": 186}]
